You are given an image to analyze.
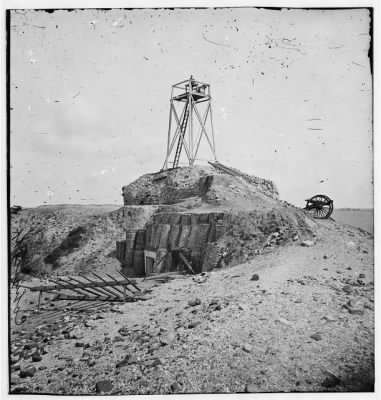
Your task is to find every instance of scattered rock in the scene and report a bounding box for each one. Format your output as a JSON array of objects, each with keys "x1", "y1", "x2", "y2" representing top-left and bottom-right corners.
[
  {"x1": 294, "y1": 298, "x2": 303, "y2": 304},
  {"x1": 238, "y1": 303, "x2": 249, "y2": 310},
  {"x1": 322, "y1": 314, "x2": 337, "y2": 322},
  {"x1": 12, "y1": 363, "x2": 21, "y2": 371},
  {"x1": 208, "y1": 300, "x2": 222, "y2": 311},
  {"x1": 276, "y1": 317, "x2": 292, "y2": 326},
  {"x1": 95, "y1": 379, "x2": 113, "y2": 394},
  {"x1": 242, "y1": 343, "x2": 252, "y2": 353},
  {"x1": 193, "y1": 274, "x2": 208, "y2": 283},
  {"x1": 19, "y1": 366, "x2": 37, "y2": 378},
  {"x1": 250, "y1": 274, "x2": 259, "y2": 281},
  {"x1": 116, "y1": 353, "x2": 138, "y2": 368},
  {"x1": 118, "y1": 326, "x2": 129, "y2": 337},
  {"x1": 323, "y1": 254, "x2": 328, "y2": 259},
  {"x1": 187, "y1": 321, "x2": 201, "y2": 329},
  {"x1": 346, "y1": 306, "x2": 365, "y2": 316},
  {"x1": 170, "y1": 382, "x2": 181, "y2": 392},
  {"x1": 188, "y1": 298, "x2": 201, "y2": 307},
  {"x1": 69, "y1": 327, "x2": 83, "y2": 339},
  {"x1": 347, "y1": 299, "x2": 362, "y2": 308},
  {"x1": 128, "y1": 354, "x2": 139, "y2": 364},
  {"x1": 11, "y1": 385, "x2": 28, "y2": 394},
  {"x1": 342, "y1": 285, "x2": 353, "y2": 294},
  {"x1": 23, "y1": 342, "x2": 38, "y2": 351},
  {"x1": 31, "y1": 352, "x2": 42, "y2": 362},
  {"x1": 139, "y1": 378, "x2": 149, "y2": 387},
  {"x1": 10, "y1": 355, "x2": 19, "y2": 364},
  {"x1": 321, "y1": 372, "x2": 341, "y2": 388},
  {"x1": 245, "y1": 383, "x2": 257, "y2": 393},
  {"x1": 301, "y1": 240, "x2": 314, "y2": 247},
  {"x1": 160, "y1": 333, "x2": 176, "y2": 346},
  {"x1": 310, "y1": 333, "x2": 322, "y2": 341},
  {"x1": 152, "y1": 357, "x2": 166, "y2": 367}
]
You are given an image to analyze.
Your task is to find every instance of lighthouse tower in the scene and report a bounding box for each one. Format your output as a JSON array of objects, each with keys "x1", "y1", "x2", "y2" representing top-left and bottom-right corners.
[{"x1": 162, "y1": 76, "x2": 217, "y2": 170}]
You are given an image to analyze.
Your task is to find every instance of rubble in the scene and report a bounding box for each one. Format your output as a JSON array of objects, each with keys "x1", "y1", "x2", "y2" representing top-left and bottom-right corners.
[{"x1": 95, "y1": 380, "x2": 113, "y2": 394}]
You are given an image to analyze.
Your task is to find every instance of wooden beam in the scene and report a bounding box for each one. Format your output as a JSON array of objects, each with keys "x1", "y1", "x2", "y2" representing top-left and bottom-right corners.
[
  {"x1": 26, "y1": 278, "x2": 137, "y2": 292},
  {"x1": 193, "y1": 103, "x2": 217, "y2": 160},
  {"x1": 92, "y1": 272, "x2": 125, "y2": 297},
  {"x1": 118, "y1": 271, "x2": 141, "y2": 292},
  {"x1": 179, "y1": 252, "x2": 196, "y2": 275},
  {"x1": 52, "y1": 294, "x2": 149, "y2": 302},
  {"x1": 52, "y1": 294, "x2": 125, "y2": 302},
  {"x1": 193, "y1": 103, "x2": 210, "y2": 160},
  {"x1": 79, "y1": 274, "x2": 120, "y2": 298}
]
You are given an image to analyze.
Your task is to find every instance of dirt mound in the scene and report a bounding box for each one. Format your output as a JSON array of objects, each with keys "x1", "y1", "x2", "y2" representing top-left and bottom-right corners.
[
  {"x1": 10, "y1": 205, "x2": 127, "y2": 277},
  {"x1": 122, "y1": 164, "x2": 279, "y2": 207},
  {"x1": 118, "y1": 165, "x2": 318, "y2": 277},
  {"x1": 11, "y1": 166, "x2": 313, "y2": 279}
]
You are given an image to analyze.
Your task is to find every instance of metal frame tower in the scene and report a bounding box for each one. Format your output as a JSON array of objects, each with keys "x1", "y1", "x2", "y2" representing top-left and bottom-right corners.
[{"x1": 162, "y1": 76, "x2": 217, "y2": 170}]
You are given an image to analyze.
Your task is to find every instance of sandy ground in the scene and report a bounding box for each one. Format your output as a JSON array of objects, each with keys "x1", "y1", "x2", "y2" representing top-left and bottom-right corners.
[{"x1": 9, "y1": 217, "x2": 374, "y2": 395}]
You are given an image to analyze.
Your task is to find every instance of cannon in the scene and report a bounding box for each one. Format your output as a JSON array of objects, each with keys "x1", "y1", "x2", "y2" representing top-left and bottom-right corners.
[{"x1": 304, "y1": 194, "x2": 333, "y2": 219}]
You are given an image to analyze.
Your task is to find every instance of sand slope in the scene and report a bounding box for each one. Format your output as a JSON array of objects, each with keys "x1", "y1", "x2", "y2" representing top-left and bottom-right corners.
[{"x1": 9, "y1": 218, "x2": 374, "y2": 394}]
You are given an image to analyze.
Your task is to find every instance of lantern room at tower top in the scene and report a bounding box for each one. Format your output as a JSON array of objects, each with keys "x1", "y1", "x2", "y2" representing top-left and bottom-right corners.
[
  {"x1": 162, "y1": 76, "x2": 217, "y2": 171},
  {"x1": 172, "y1": 76, "x2": 210, "y2": 103}
]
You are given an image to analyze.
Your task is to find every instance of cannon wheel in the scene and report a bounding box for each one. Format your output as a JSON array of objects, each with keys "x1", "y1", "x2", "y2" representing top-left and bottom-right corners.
[{"x1": 305, "y1": 194, "x2": 333, "y2": 219}]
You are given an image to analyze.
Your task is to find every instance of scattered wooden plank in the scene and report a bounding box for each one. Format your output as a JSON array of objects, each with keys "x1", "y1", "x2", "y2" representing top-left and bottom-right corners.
[
  {"x1": 52, "y1": 294, "x2": 125, "y2": 302},
  {"x1": 52, "y1": 294, "x2": 149, "y2": 302},
  {"x1": 23, "y1": 278, "x2": 137, "y2": 292},
  {"x1": 179, "y1": 252, "x2": 196, "y2": 275}
]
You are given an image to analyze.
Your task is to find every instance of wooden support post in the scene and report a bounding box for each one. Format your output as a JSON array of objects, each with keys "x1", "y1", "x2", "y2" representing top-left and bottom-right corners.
[{"x1": 208, "y1": 86, "x2": 216, "y2": 160}]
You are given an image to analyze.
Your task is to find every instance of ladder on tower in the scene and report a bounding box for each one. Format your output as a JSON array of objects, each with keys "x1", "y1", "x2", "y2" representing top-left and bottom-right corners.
[{"x1": 172, "y1": 99, "x2": 190, "y2": 168}]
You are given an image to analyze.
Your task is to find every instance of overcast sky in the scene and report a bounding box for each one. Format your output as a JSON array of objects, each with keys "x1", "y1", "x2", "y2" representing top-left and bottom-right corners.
[{"x1": 10, "y1": 7, "x2": 372, "y2": 208}]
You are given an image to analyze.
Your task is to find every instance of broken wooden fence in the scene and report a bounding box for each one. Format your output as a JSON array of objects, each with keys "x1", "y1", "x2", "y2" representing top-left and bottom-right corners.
[{"x1": 20, "y1": 271, "x2": 146, "y2": 309}]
